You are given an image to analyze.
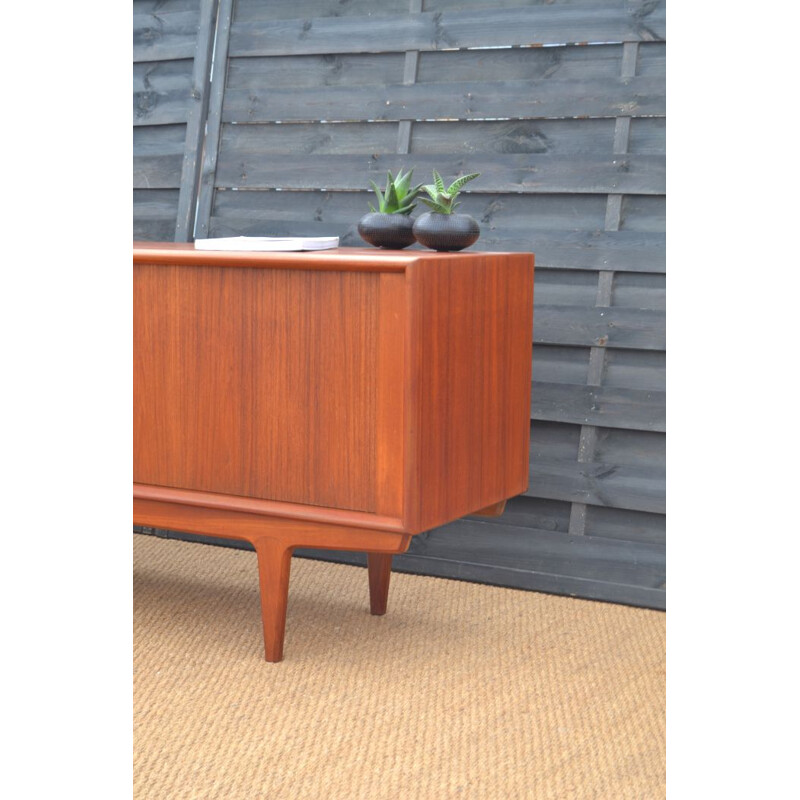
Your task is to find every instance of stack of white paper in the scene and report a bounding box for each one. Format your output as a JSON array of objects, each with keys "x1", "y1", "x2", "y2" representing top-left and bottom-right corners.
[{"x1": 194, "y1": 236, "x2": 339, "y2": 252}]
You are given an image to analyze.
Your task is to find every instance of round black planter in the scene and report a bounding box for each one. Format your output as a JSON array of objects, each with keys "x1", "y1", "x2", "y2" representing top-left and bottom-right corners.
[
  {"x1": 412, "y1": 212, "x2": 480, "y2": 252},
  {"x1": 357, "y1": 212, "x2": 416, "y2": 249}
]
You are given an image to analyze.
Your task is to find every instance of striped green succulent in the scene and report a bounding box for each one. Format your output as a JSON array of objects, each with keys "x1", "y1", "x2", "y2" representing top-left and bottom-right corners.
[
  {"x1": 368, "y1": 168, "x2": 422, "y2": 215},
  {"x1": 419, "y1": 170, "x2": 481, "y2": 214}
]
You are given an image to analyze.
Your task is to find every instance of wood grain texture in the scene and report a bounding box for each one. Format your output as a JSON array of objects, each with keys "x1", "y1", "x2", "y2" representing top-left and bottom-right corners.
[
  {"x1": 134, "y1": 262, "x2": 381, "y2": 512},
  {"x1": 221, "y1": 76, "x2": 665, "y2": 123},
  {"x1": 406, "y1": 252, "x2": 534, "y2": 533},
  {"x1": 213, "y1": 152, "x2": 666, "y2": 195},
  {"x1": 134, "y1": 9, "x2": 202, "y2": 63},
  {"x1": 134, "y1": 244, "x2": 534, "y2": 532},
  {"x1": 367, "y1": 553, "x2": 394, "y2": 616},
  {"x1": 227, "y1": 6, "x2": 665, "y2": 58},
  {"x1": 531, "y1": 381, "x2": 665, "y2": 432},
  {"x1": 133, "y1": 498, "x2": 412, "y2": 554}
]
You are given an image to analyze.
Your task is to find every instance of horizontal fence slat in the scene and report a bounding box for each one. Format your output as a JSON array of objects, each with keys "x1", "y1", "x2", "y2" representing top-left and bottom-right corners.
[
  {"x1": 533, "y1": 305, "x2": 665, "y2": 349},
  {"x1": 225, "y1": 43, "x2": 646, "y2": 89},
  {"x1": 134, "y1": 88, "x2": 192, "y2": 125},
  {"x1": 206, "y1": 205, "x2": 666, "y2": 272},
  {"x1": 134, "y1": 125, "x2": 187, "y2": 188},
  {"x1": 531, "y1": 381, "x2": 665, "y2": 431},
  {"x1": 216, "y1": 118, "x2": 630, "y2": 158},
  {"x1": 134, "y1": 217, "x2": 180, "y2": 241},
  {"x1": 585, "y1": 504, "x2": 665, "y2": 546},
  {"x1": 525, "y1": 457, "x2": 665, "y2": 514},
  {"x1": 486, "y1": 230, "x2": 665, "y2": 271},
  {"x1": 134, "y1": 10, "x2": 201, "y2": 62},
  {"x1": 221, "y1": 76, "x2": 664, "y2": 123},
  {"x1": 214, "y1": 152, "x2": 665, "y2": 194},
  {"x1": 410, "y1": 518, "x2": 665, "y2": 587},
  {"x1": 133, "y1": 154, "x2": 184, "y2": 188},
  {"x1": 228, "y1": 6, "x2": 665, "y2": 57}
]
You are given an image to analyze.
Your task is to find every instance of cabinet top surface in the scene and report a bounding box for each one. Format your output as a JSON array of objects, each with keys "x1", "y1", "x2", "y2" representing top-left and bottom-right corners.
[{"x1": 133, "y1": 242, "x2": 532, "y2": 272}]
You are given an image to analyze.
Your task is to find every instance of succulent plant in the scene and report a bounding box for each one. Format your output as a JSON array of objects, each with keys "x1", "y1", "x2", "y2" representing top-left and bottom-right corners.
[
  {"x1": 368, "y1": 167, "x2": 422, "y2": 215},
  {"x1": 419, "y1": 171, "x2": 481, "y2": 215}
]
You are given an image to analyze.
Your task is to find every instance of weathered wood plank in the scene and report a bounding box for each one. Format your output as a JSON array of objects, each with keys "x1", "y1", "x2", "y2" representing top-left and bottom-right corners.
[
  {"x1": 592, "y1": 425, "x2": 665, "y2": 465},
  {"x1": 533, "y1": 305, "x2": 665, "y2": 349},
  {"x1": 134, "y1": 10, "x2": 201, "y2": 62},
  {"x1": 217, "y1": 118, "x2": 623, "y2": 157},
  {"x1": 133, "y1": 152, "x2": 184, "y2": 188},
  {"x1": 408, "y1": 518, "x2": 665, "y2": 587},
  {"x1": 426, "y1": 0, "x2": 623, "y2": 9},
  {"x1": 224, "y1": 42, "x2": 647, "y2": 88},
  {"x1": 133, "y1": 187, "x2": 180, "y2": 241},
  {"x1": 604, "y1": 348, "x2": 665, "y2": 391},
  {"x1": 531, "y1": 343, "x2": 591, "y2": 386},
  {"x1": 637, "y1": 40, "x2": 666, "y2": 77},
  {"x1": 418, "y1": 39, "x2": 626, "y2": 82},
  {"x1": 221, "y1": 76, "x2": 665, "y2": 123},
  {"x1": 463, "y1": 494, "x2": 666, "y2": 547},
  {"x1": 412, "y1": 119, "x2": 620, "y2": 155},
  {"x1": 585, "y1": 504, "x2": 665, "y2": 546},
  {"x1": 531, "y1": 381, "x2": 665, "y2": 431},
  {"x1": 525, "y1": 456, "x2": 665, "y2": 514},
  {"x1": 234, "y1": 0, "x2": 398, "y2": 22},
  {"x1": 213, "y1": 152, "x2": 665, "y2": 194},
  {"x1": 133, "y1": 60, "x2": 194, "y2": 126},
  {"x1": 134, "y1": 0, "x2": 198, "y2": 12},
  {"x1": 220, "y1": 122, "x2": 399, "y2": 156},
  {"x1": 629, "y1": 117, "x2": 666, "y2": 155},
  {"x1": 612, "y1": 271, "x2": 666, "y2": 309},
  {"x1": 228, "y1": 6, "x2": 665, "y2": 57},
  {"x1": 134, "y1": 89, "x2": 191, "y2": 125},
  {"x1": 227, "y1": 53, "x2": 404, "y2": 90},
  {"x1": 134, "y1": 124, "x2": 187, "y2": 187},
  {"x1": 469, "y1": 495, "x2": 572, "y2": 535},
  {"x1": 516, "y1": 230, "x2": 665, "y2": 272}
]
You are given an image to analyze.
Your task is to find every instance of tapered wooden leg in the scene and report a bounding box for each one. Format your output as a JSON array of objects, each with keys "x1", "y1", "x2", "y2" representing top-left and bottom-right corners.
[
  {"x1": 253, "y1": 538, "x2": 294, "y2": 662},
  {"x1": 367, "y1": 553, "x2": 393, "y2": 616}
]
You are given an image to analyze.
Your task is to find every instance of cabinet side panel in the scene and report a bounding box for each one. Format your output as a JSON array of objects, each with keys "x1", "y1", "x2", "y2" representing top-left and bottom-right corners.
[
  {"x1": 133, "y1": 263, "x2": 379, "y2": 512},
  {"x1": 410, "y1": 254, "x2": 534, "y2": 532}
]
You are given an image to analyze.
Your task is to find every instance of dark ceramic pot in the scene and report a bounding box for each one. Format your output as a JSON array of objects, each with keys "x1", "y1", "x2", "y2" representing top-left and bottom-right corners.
[
  {"x1": 412, "y1": 212, "x2": 480, "y2": 252},
  {"x1": 357, "y1": 212, "x2": 416, "y2": 249}
]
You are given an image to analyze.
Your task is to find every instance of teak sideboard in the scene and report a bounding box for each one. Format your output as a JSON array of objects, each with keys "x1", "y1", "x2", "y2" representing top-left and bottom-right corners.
[{"x1": 133, "y1": 243, "x2": 534, "y2": 661}]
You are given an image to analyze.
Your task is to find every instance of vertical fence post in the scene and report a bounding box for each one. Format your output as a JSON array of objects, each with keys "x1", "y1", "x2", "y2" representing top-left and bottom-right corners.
[
  {"x1": 194, "y1": 0, "x2": 235, "y2": 241},
  {"x1": 174, "y1": 0, "x2": 219, "y2": 242}
]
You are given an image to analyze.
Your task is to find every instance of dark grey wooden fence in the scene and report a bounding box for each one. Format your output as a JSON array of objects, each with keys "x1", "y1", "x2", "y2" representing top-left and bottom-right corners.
[{"x1": 133, "y1": 0, "x2": 666, "y2": 610}]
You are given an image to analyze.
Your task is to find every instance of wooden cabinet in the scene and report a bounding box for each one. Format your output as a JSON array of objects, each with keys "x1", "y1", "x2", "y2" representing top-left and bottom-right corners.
[{"x1": 134, "y1": 243, "x2": 534, "y2": 661}]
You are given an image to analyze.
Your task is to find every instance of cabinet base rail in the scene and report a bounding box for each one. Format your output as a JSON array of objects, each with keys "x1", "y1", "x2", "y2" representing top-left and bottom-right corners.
[{"x1": 134, "y1": 498, "x2": 412, "y2": 662}]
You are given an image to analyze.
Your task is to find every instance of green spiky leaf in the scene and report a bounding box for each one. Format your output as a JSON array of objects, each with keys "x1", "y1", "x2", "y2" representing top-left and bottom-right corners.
[
  {"x1": 365, "y1": 168, "x2": 422, "y2": 214},
  {"x1": 446, "y1": 172, "x2": 481, "y2": 195},
  {"x1": 433, "y1": 170, "x2": 445, "y2": 194},
  {"x1": 419, "y1": 197, "x2": 450, "y2": 214},
  {"x1": 385, "y1": 181, "x2": 398, "y2": 210},
  {"x1": 394, "y1": 168, "x2": 411, "y2": 199}
]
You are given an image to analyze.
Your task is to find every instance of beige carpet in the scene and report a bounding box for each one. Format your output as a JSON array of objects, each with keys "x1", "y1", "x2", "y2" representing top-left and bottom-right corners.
[{"x1": 133, "y1": 534, "x2": 665, "y2": 800}]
